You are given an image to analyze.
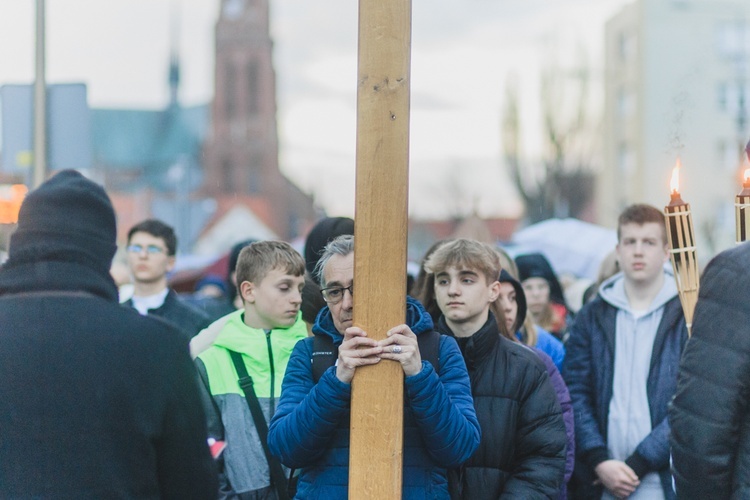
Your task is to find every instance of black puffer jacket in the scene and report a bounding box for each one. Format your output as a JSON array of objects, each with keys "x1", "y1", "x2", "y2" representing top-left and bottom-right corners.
[
  {"x1": 438, "y1": 314, "x2": 567, "y2": 499},
  {"x1": 670, "y1": 243, "x2": 750, "y2": 499}
]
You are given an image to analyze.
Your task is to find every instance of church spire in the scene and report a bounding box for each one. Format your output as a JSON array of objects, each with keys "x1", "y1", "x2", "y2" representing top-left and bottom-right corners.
[{"x1": 168, "y1": 0, "x2": 181, "y2": 108}]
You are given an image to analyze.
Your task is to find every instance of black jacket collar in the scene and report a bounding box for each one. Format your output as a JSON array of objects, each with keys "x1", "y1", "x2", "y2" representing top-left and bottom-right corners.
[
  {"x1": 438, "y1": 313, "x2": 499, "y2": 370},
  {"x1": 0, "y1": 260, "x2": 118, "y2": 302}
]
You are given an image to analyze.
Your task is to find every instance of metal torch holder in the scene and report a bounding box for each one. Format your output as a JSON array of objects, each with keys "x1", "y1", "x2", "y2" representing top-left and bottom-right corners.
[{"x1": 664, "y1": 203, "x2": 699, "y2": 337}]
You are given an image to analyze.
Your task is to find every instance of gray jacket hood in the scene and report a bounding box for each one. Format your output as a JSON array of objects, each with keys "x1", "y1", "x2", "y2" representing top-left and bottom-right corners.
[{"x1": 598, "y1": 267, "x2": 678, "y2": 315}]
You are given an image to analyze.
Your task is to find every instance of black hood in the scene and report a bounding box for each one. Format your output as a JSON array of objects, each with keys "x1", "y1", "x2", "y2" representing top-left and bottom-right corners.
[
  {"x1": 499, "y1": 269, "x2": 527, "y2": 334},
  {"x1": 304, "y1": 217, "x2": 354, "y2": 282},
  {"x1": 515, "y1": 253, "x2": 567, "y2": 308}
]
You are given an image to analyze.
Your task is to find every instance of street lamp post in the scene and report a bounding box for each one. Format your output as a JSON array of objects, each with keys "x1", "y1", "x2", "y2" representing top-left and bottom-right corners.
[{"x1": 33, "y1": 0, "x2": 47, "y2": 188}]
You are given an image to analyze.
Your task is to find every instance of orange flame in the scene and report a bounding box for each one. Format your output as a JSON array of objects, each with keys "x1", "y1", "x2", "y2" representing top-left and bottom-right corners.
[
  {"x1": 670, "y1": 159, "x2": 681, "y2": 195},
  {"x1": 744, "y1": 168, "x2": 750, "y2": 184}
]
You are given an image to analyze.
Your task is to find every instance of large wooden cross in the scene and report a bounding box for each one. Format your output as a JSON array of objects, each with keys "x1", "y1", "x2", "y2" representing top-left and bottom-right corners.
[{"x1": 350, "y1": 0, "x2": 412, "y2": 497}]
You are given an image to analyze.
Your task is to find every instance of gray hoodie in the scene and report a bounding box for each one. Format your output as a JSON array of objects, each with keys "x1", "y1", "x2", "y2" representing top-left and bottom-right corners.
[{"x1": 598, "y1": 269, "x2": 677, "y2": 500}]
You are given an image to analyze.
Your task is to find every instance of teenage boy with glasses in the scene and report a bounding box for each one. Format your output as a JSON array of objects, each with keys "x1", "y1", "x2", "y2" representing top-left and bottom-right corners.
[{"x1": 123, "y1": 219, "x2": 210, "y2": 340}]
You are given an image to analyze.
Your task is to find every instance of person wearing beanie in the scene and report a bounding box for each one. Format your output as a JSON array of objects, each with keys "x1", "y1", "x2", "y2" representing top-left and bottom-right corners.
[
  {"x1": 515, "y1": 253, "x2": 572, "y2": 342},
  {"x1": 0, "y1": 170, "x2": 217, "y2": 498},
  {"x1": 303, "y1": 217, "x2": 354, "y2": 283},
  {"x1": 498, "y1": 268, "x2": 565, "y2": 371}
]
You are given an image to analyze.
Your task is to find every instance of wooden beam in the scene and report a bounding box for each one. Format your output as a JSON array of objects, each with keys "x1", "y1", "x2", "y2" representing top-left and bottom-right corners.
[{"x1": 349, "y1": 0, "x2": 411, "y2": 497}]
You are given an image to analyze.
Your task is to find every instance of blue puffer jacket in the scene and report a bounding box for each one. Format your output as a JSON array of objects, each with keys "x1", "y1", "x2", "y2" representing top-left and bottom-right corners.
[
  {"x1": 563, "y1": 292, "x2": 687, "y2": 499},
  {"x1": 268, "y1": 297, "x2": 481, "y2": 499}
]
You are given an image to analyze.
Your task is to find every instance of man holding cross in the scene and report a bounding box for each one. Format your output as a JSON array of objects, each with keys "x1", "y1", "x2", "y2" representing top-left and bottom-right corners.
[{"x1": 268, "y1": 235, "x2": 480, "y2": 499}]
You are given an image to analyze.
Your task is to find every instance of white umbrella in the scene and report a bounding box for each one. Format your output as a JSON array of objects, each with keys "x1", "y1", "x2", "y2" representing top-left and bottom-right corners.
[{"x1": 507, "y1": 218, "x2": 617, "y2": 281}]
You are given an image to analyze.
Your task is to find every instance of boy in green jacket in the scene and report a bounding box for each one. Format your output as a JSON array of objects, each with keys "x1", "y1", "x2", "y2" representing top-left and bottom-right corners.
[{"x1": 196, "y1": 241, "x2": 307, "y2": 499}]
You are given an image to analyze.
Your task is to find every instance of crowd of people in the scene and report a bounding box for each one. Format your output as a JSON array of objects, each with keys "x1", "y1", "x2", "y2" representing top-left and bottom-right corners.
[{"x1": 2, "y1": 169, "x2": 749, "y2": 499}]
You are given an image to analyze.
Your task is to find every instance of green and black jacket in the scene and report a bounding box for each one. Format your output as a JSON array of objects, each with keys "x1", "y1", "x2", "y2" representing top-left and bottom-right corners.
[{"x1": 196, "y1": 309, "x2": 308, "y2": 498}]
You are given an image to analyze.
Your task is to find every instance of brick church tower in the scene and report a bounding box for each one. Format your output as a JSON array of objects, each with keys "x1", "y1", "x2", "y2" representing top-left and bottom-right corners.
[{"x1": 203, "y1": 0, "x2": 315, "y2": 238}]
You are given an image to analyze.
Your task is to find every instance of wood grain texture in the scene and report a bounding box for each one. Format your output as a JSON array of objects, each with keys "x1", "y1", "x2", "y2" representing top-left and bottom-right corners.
[{"x1": 349, "y1": 0, "x2": 411, "y2": 497}]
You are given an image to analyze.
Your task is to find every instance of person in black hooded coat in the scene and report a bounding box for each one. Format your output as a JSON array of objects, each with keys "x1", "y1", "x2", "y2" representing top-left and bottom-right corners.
[
  {"x1": 516, "y1": 253, "x2": 572, "y2": 342},
  {"x1": 0, "y1": 170, "x2": 217, "y2": 498}
]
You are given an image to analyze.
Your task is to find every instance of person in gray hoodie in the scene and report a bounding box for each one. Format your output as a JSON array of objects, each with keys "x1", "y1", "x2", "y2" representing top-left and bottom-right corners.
[{"x1": 563, "y1": 204, "x2": 688, "y2": 500}]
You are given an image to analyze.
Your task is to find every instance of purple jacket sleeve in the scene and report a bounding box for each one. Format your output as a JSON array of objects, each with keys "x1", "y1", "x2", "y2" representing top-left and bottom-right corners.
[{"x1": 536, "y1": 348, "x2": 575, "y2": 486}]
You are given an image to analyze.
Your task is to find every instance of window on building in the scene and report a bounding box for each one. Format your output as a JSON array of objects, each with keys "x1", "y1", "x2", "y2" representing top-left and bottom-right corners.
[
  {"x1": 716, "y1": 20, "x2": 750, "y2": 59},
  {"x1": 717, "y1": 82, "x2": 750, "y2": 116},
  {"x1": 618, "y1": 142, "x2": 634, "y2": 175},
  {"x1": 617, "y1": 87, "x2": 634, "y2": 118},
  {"x1": 717, "y1": 82, "x2": 728, "y2": 112},
  {"x1": 225, "y1": 63, "x2": 237, "y2": 121},
  {"x1": 247, "y1": 62, "x2": 259, "y2": 116},
  {"x1": 717, "y1": 139, "x2": 742, "y2": 171},
  {"x1": 618, "y1": 32, "x2": 636, "y2": 62},
  {"x1": 247, "y1": 154, "x2": 261, "y2": 193},
  {"x1": 222, "y1": 159, "x2": 233, "y2": 190}
]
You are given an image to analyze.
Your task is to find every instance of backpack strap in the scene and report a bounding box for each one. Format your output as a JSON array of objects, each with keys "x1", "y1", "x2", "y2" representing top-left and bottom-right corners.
[
  {"x1": 311, "y1": 330, "x2": 441, "y2": 384},
  {"x1": 227, "y1": 350, "x2": 290, "y2": 500},
  {"x1": 416, "y1": 329, "x2": 440, "y2": 373},
  {"x1": 312, "y1": 334, "x2": 337, "y2": 383}
]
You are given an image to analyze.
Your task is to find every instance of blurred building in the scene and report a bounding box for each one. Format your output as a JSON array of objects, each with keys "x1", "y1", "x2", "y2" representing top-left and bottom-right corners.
[
  {"x1": 203, "y1": 0, "x2": 316, "y2": 240},
  {"x1": 90, "y1": 0, "x2": 316, "y2": 253},
  {"x1": 407, "y1": 215, "x2": 518, "y2": 263},
  {"x1": 599, "y1": 0, "x2": 750, "y2": 255}
]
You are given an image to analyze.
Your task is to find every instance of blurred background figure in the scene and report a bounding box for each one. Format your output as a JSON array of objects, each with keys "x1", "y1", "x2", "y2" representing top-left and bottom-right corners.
[
  {"x1": 304, "y1": 216, "x2": 354, "y2": 284},
  {"x1": 123, "y1": 218, "x2": 210, "y2": 340},
  {"x1": 300, "y1": 273, "x2": 325, "y2": 335},
  {"x1": 583, "y1": 249, "x2": 620, "y2": 305},
  {"x1": 188, "y1": 273, "x2": 231, "y2": 318},
  {"x1": 300, "y1": 217, "x2": 354, "y2": 325},
  {"x1": 516, "y1": 253, "x2": 572, "y2": 342}
]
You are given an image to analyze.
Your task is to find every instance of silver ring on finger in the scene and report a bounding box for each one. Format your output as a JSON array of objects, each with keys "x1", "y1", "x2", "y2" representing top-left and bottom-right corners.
[{"x1": 392, "y1": 345, "x2": 403, "y2": 354}]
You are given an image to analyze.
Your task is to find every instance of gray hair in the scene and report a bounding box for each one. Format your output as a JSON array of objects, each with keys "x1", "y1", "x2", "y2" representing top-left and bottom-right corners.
[{"x1": 315, "y1": 234, "x2": 354, "y2": 287}]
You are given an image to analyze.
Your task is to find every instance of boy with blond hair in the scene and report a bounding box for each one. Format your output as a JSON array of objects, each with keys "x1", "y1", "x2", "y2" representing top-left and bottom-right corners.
[
  {"x1": 196, "y1": 240, "x2": 308, "y2": 499},
  {"x1": 418, "y1": 238, "x2": 567, "y2": 498}
]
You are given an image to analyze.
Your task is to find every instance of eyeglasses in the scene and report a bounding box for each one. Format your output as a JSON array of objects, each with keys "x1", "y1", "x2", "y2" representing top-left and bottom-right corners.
[
  {"x1": 320, "y1": 284, "x2": 353, "y2": 304},
  {"x1": 127, "y1": 244, "x2": 167, "y2": 255}
]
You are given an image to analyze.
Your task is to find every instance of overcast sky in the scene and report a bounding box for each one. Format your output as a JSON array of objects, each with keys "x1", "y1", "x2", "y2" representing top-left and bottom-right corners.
[{"x1": 0, "y1": 0, "x2": 631, "y2": 219}]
